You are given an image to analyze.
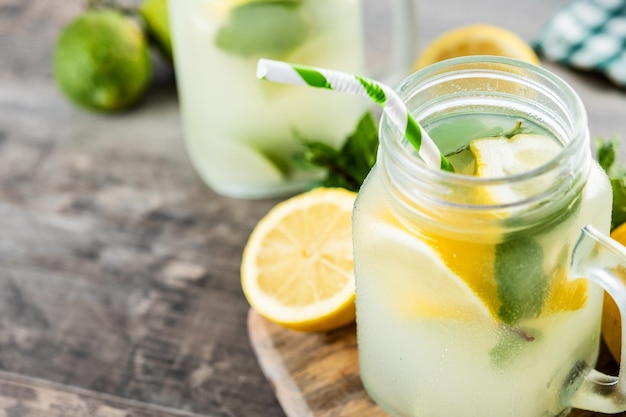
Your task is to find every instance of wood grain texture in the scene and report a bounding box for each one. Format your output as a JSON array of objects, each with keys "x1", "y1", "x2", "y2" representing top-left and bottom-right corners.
[
  {"x1": 0, "y1": 78, "x2": 285, "y2": 416},
  {"x1": 0, "y1": 370, "x2": 212, "y2": 417},
  {"x1": 249, "y1": 310, "x2": 626, "y2": 417},
  {"x1": 248, "y1": 310, "x2": 387, "y2": 417},
  {"x1": 0, "y1": 2, "x2": 285, "y2": 414}
]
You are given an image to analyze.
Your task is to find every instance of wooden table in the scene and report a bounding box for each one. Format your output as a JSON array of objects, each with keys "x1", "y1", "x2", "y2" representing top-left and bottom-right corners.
[{"x1": 1, "y1": 0, "x2": 625, "y2": 416}]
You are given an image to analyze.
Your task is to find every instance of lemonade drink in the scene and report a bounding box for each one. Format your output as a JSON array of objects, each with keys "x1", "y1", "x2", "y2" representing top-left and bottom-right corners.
[
  {"x1": 352, "y1": 58, "x2": 613, "y2": 417},
  {"x1": 169, "y1": 0, "x2": 366, "y2": 198}
]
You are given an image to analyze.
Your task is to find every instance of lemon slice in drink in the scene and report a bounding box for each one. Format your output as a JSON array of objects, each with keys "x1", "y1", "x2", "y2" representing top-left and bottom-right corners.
[
  {"x1": 470, "y1": 134, "x2": 562, "y2": 204},
  {"x1": 367, "y1": 218, "x2": 497, "y2": 322},
  {"x1": 415, "y1": 25, "x2": 540, "y2": 69},
  {"x1": 241, "y1": 188, "x2": 356, "y2": 332},
  {"x1": 191, "y1": 142, "x2": 286, "y2": 196}
]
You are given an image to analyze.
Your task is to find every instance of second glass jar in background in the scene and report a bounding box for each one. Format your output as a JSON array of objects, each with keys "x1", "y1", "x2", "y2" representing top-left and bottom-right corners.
[{"x1": 169, "y1": 0, "x2": 417, "y2": 199}]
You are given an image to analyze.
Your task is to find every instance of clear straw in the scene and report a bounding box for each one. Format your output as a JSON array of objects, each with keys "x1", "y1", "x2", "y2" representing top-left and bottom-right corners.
[{"x1": 256, "y1": 58, "x2": 454, "y2": 172}]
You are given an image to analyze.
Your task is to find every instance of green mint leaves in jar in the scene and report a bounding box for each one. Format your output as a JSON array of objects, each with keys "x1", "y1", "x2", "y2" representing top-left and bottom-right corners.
[{"x1": 215, "y1": 1, "x2": 309, "y2": 57}]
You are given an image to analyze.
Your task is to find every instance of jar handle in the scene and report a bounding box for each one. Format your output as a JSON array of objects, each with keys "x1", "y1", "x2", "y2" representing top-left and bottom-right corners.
[{"x1": 567, "y1": 224, "x2": 626, "y2": 412}]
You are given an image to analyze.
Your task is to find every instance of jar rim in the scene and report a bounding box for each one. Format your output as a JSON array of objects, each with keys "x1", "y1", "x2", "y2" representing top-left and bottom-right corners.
[
  {"x1": 377, "y1": 54, "x2": 591, "y2": 229},
  {"x1": 381, "y1": 55, "x2": 589, "y2": 189}
]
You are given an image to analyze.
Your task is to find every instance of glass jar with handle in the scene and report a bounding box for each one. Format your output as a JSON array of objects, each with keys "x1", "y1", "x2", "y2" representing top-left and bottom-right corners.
[{"x1": 353, "y1": 56, "x2": 626, "y2": 417}]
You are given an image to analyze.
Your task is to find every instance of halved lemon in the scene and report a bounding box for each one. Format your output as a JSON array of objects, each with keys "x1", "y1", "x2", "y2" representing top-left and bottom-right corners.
[
  {"x1": 415, "y1": 24, "x2": 540, "y2": 70},
  {"x1": 241, "y1": 187, "x2": 357, "y2": 332}
]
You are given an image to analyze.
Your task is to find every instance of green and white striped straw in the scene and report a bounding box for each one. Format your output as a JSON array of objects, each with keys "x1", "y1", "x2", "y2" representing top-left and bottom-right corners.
[{"x1": 256, "y1": 58, "x2": 454, "y2": 172}]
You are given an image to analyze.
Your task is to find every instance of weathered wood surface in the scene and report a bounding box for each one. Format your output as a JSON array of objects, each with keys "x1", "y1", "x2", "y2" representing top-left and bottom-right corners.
[
  {"x1": 1, "y1": 1, "x2": 285, "y2": 416},
  {"x1": 1, "y1": 0, "x2": 626, "y2": 416},
  {"x1": 0, "y1": 370, "x2": 212, "y2": 417},
  {"x1": 249, "y1": 309, "x2": 625, "y2": 417}
]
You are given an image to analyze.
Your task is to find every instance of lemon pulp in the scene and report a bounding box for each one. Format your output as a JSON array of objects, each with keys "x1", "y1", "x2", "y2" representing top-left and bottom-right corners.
[{"x1": 241, "y1": 188, "x2": 357, "y2": 332}]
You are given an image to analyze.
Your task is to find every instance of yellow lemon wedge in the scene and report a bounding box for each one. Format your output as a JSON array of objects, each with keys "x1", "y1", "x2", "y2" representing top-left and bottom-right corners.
[
  {"x1": 415, "y1": 24, "x2": 540, "y2": 70},
  {"x1": 197, "y1": 142, "x2": 286, "y2": 194},
  {"x1": 470, "y1": 134, "x2": 562, "y2": 204},
  {"x1": 369, "y1": 213, "x2": 497, "y2": 322},
  {"x1": 472, "y1": 134, "x2": 561, "y2": 177},
  {"x1": 241, "y1": 187, "x2": 357, "y2": 332}
]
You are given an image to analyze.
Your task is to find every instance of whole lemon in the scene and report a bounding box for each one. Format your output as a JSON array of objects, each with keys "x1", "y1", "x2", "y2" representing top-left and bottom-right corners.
[
  {"x1": 53, "y1": 9, "x2": 152, "y2": 112},
  {"x1": 414, "y1": 25, "x2": 540, "y2": 70}
]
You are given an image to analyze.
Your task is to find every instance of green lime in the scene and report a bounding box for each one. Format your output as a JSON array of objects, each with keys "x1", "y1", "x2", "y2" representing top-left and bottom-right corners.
[
  {"x1": 53, "y1": 9, "x2": 152, "y2": 112},
  {"x1": 139, "y1": 0, "x2": 173, "y2": 61}
]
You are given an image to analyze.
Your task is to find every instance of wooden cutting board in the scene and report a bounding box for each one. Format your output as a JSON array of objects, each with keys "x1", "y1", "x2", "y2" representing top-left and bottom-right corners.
[
  {"x1": 248, "y1": 309, "x2": 625, "y2": 417},
  {"x1": 247, "y1": 309, "x2": 386, "y2": 417}
]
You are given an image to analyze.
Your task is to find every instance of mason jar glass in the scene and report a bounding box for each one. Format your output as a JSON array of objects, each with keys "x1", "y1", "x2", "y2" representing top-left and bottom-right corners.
[
  {"x1": 169, "y1": 0, "x2": 417, "y2": 199},
  {"x1": 352, "y1": 56, "x2": 625, "y2": 417}
]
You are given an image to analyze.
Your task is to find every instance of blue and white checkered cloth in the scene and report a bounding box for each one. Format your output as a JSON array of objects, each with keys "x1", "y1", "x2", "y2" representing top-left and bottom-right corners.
[{"x1": 535, "y1": 0, "x2": 626, "y2": 88}]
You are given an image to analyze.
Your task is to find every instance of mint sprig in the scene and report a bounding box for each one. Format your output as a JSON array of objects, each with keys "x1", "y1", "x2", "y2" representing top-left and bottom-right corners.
[
  {"x1": 294, "y1": 111, "x2": 379, "y2": 191},
  {"x1": 597, "y1": 137, "x2": 626, "y2": 231}
]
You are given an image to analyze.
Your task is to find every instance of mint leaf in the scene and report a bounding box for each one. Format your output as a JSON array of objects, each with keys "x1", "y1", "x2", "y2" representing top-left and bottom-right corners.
[
  {"x1": 338, "y1": 111, "x2": 379, "y2": 182},
  {"x1": 596, "y1": 137, "x2": 626, "y2": 231},
  {"x1": 491, "y1": 237, "x2": 548, "y2": 366},
  {"x1": 611, "y1": 176, "x2": 626, "y2": 231},
  {"x1": 597, "y1": 138, "x2": 617, "y2": 172},
  {"x1": 295, "y1": 111, "x2": 379, "y2": 191},
  {"x1": 214, "y1": 2, "x2": 309, "y2": 57},
  {"x1": 495, "y1": 237, "x2": 548, "y2": 325},
  {"x1": 489, "y1": 326, "x2": 539, "y2": 367}
]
